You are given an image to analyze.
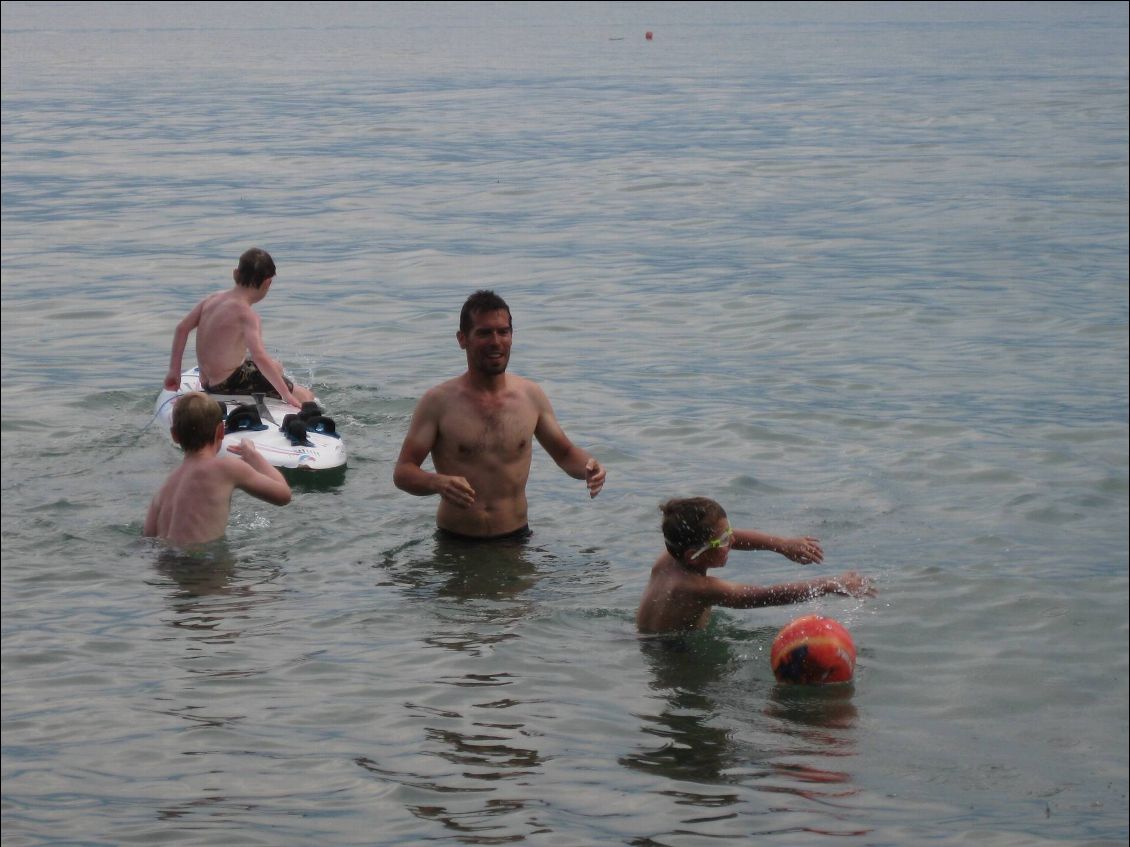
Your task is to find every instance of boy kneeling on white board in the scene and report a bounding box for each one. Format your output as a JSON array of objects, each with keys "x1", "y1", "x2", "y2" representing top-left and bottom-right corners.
[
  {"x1": 144, "y1": 392, "x2": 291, "y2": 547},
  {"x1": 636, "y1": 497, "x2": 875, "y2": 634},
  {"x1": 163, "y1": 246, "x2": 315, "y2": 406}
]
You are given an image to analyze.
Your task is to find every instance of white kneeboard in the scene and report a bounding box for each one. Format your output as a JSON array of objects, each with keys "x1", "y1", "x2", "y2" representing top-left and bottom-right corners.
[{"x1": 154, "y1": 367, "x2": 347, "y2": 471}]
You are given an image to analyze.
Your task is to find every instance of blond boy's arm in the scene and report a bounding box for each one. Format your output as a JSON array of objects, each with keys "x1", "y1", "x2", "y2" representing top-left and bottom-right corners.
[{"x1": 227, "y1": 441, "x2": 292, "y2": 506}]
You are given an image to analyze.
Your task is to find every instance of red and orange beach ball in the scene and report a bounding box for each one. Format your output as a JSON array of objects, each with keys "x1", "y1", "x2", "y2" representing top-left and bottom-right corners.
[{"x1": 770, "y1": 615, "x2": 857, "y2": 684}]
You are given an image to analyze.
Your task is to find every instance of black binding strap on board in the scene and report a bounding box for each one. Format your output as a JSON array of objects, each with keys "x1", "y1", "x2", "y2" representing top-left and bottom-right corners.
[{"x1": 225, "y1": 404, "x2": 268, "y2": 434}]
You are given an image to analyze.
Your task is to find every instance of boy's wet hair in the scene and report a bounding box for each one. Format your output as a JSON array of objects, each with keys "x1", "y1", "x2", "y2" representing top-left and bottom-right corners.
[
  {"x1": 172, "y1": 392, "x2": 224, "y2": 452},
  {"x1": 460, "y1": 289, "x2": 512, "y2": 335},
  {"x1": 660, "y1": 497, "x2": 728, "y2": 557},
  {"x1": 235, "y1": 247, "x2": 277, "y2": 289}
]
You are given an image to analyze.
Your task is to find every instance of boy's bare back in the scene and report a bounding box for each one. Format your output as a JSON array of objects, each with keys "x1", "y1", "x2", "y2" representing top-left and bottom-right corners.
[
  {"x1": 144, "y1": 402, "x2": 291, "y2": 548},
  {"x1": 145, "y1": 448, "x2": 249, "y2": 547},
  {"x1": 636, "y1": 554, "x2": 720, "y2": 633},
  {"x1": 163, "y1": 249, "x2": 312, "y2": 405},
  {"x1": 192, "y1": 289, "x2": 260, "y2": 389}
]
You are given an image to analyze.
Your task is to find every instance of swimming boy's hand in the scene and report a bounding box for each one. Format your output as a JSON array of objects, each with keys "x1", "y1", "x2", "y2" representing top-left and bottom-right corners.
[
  {"x1": 833, "y1": 571, "x2": 875, "y2": 598},
  {"x1": 585, "y1": 458, "x2": 606, "y2": 498},
  {"x1": 779, "y1": 536, "x2": 824, "y2": 564},
  {"x1": 435, "y1": 474, "x2": 476, "y2": 508}
]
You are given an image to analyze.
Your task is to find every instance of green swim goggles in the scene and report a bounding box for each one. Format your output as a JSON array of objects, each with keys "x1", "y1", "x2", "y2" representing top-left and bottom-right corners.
[{"x1": 689, "y1": 526, "x2": 734, "y2": 560}]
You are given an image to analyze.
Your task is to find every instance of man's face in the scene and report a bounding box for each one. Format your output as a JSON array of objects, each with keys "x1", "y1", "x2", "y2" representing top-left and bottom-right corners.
[{"x1": 459, "y1": 308, "x2": 513, "y2": 376}]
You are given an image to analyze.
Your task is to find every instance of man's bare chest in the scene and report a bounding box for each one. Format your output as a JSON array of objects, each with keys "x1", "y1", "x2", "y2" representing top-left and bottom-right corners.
[{"x1": 437, "y1": 400, "x2": 536, "y2": 460}]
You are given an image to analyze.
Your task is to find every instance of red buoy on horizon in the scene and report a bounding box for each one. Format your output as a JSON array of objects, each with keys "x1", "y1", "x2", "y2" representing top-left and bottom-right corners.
[
  {"x1": 645, "y1": 31, "x2": 653, "y2": 40},
  {"x1": 770, "y1": 615, "x2": 857, "y2": 684}
]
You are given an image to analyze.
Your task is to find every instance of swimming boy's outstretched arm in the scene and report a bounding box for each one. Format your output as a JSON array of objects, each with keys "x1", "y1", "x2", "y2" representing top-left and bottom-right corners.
[
  {"x1": 733, "y1": 529, "x2": 823, "y2": 564},
  {"x1": 706, "y1": 571, "x2": 874, "y2": 610}
]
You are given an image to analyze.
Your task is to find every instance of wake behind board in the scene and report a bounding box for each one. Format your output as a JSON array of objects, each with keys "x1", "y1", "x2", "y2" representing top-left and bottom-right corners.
[{"x1": 154, "y1": 367, "x2": 347, "y2": 471}]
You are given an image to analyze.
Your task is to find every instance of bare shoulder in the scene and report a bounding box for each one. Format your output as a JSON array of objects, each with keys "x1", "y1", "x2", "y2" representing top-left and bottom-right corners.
[
  {"x1": 511, "y1": 373, "x2": 551, "y2": 406},
  {"x1": 419, "y1": 375, "x2": 464, "y2": 408},
  {"x1": 200, "y1": 289, "x2": 235, "y2": 309},
  {"x1": 206, "y1": 453, "x2": 244, "y2": 483}
]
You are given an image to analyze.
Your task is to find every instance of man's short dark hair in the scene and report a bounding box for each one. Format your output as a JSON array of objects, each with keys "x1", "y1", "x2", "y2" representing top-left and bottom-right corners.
[
  {"x1": 460, "y1": 289, "x2": 512, "y2": 335},
  {"x1": 235, "y1": 247, "x2": 277, "y2": 289}
]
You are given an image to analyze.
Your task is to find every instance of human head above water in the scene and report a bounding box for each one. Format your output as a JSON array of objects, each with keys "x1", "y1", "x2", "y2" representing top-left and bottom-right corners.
[
  {"x1": 459, "y1": 289, "x2": 512, "y2": 335},
  {"x1": 660, "y1": 497, "x2": 728, "y2": 558},
  {"x1": 171, "y1": 392, "x2": 224, "y2": 452},
  {"x1": 235, "y1": 247, "x2": 277, "y2": 289}
]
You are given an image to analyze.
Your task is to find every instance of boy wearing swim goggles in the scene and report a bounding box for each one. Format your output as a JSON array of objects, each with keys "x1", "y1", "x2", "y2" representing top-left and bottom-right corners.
[{"x1": 636, "y1": 497, "x2": 874, "y2": 634}]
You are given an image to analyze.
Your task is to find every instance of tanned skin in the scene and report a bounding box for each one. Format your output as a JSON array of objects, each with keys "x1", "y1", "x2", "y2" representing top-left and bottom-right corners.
[
  {"x1": 144, "y1": 423, "x2": 291, "y2": 547},
  {"x1": 394, "y1": 308, "x2": 605, "y2": 537},
  {"x1": 636, "y1": 519, "x2": 874, "y2": 634},
  {"x1": 164, "y1": 270, "x2": 314, "y2": 406}
]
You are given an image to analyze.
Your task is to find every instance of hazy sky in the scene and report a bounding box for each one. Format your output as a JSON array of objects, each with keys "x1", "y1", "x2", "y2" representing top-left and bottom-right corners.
[{"x1": 4, "y1": 1, "x2": 1121, "y2": 32}]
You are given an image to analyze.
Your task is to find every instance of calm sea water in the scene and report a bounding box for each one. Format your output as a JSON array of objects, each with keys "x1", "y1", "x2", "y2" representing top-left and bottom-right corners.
[{"x1": 2, "y1": 3, "x2": 1127, "y2": 845}]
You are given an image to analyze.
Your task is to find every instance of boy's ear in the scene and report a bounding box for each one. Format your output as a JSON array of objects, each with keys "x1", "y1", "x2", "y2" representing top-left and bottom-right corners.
[
  {"x1": 232, "y1": 268, "x2": 239, "y2": 284},
  {"x1": 170, "y1": 427, "x2": 181, "y2": 446},
  {"x1": 213, "y1": 421, "x2": 226, "y2": 444}
]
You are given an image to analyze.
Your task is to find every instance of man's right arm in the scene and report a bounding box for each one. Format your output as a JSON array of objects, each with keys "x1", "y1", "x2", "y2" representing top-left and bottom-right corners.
[
  {"x1": 393, "y1": 395, "x2": 476, "y2": 507},
  {"x1": 165, "y1": 302, "x2": 204, "y2": 390}
]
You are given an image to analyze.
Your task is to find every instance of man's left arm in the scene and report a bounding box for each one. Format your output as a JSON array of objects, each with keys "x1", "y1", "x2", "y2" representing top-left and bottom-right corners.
[{"x1": 531, "y1": 384, "x2": 605, "y2": 498}]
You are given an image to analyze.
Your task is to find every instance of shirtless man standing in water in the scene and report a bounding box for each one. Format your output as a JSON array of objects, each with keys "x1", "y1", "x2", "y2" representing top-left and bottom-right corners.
[{"x1": 393, "y1": 290, "x2": 606, "y2": 539}]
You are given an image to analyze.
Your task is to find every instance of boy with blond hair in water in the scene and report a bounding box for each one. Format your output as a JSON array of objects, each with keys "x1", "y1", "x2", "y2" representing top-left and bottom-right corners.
[
  {"x1": 636, "y1": 497, "x2": 874, "y2": 634},
  {"x1": 144, "y1": 392, "x2": 291, "y2": 547}
]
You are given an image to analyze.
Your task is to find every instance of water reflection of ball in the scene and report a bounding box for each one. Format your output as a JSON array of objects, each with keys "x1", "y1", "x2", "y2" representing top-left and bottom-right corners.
[{"x1": 771, "y1": 615, "x2": 856, "y2": 684}]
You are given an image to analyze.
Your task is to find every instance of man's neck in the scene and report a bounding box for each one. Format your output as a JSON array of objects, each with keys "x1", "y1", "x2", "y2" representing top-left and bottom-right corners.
[{"x1": 464, "y1": 369, "x2": 508, "y2": 393}]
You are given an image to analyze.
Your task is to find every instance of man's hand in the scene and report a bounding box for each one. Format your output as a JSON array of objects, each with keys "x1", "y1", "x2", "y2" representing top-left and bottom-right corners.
[
  {"x1": 435, "y1": 475, "x2": 476, "y2": 508},
  {"x1": 164, "y1": 371, "x2": 181, "y2": 391},
  {"x1": 585, "y1": 458, "x2": 606, "y2": 498}
]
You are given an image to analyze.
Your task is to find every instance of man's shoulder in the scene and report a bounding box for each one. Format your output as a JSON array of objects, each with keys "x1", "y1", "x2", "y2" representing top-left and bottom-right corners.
[
  {"x1": 422, "y1": 374, "x2": 466, "y2": 400},
  {"x1": 511, "y1": 373, "x2": 551, "y2": 404}
]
